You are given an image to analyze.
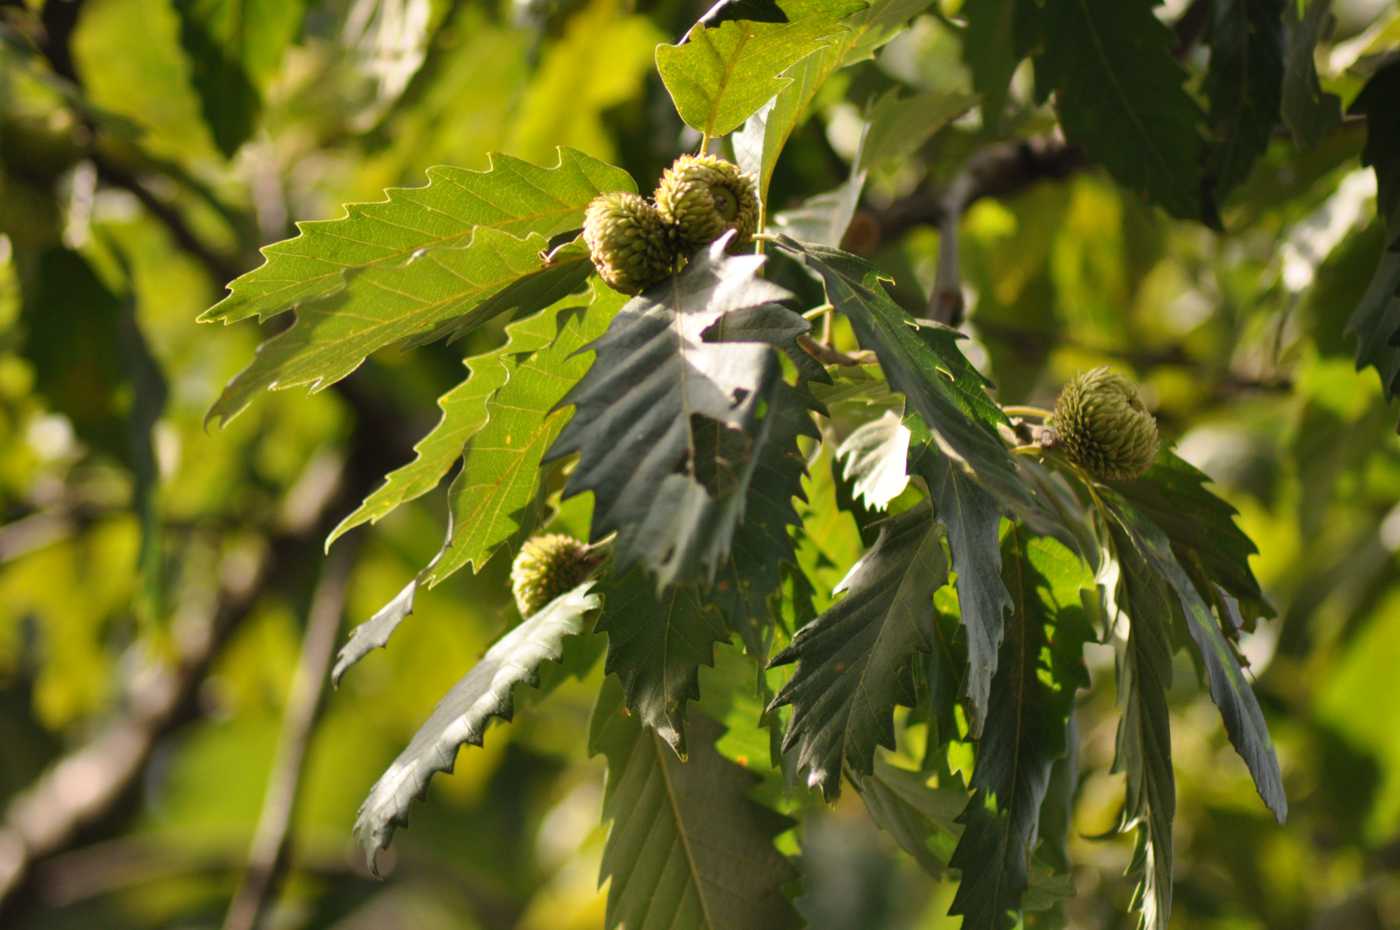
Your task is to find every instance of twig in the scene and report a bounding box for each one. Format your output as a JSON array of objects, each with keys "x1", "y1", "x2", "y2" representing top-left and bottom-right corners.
[
  {"x1": 873, "y1": 135, "x2": 1086, "y2": 247},
  {"x1": 222, "y1": 541, "x2": 359, "y2": 930}
]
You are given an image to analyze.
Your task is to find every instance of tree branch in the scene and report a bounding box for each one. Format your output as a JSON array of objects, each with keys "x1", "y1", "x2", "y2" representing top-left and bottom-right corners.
[{"x1": 221, "y1": 541, "x2": 359, "y2": 930}]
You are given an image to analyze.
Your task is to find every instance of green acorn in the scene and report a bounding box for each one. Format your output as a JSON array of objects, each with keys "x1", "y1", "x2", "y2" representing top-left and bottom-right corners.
[
  {"x1": 510, "y1": 534, "x2": 602, "y2": 618},
  {"x1": 654, "y1": 154, "x2": 759, "y2": 252},
  {"x1": 582, "y1": 192, "x2": 675, "y2": 295},
  {"x1": 1051, "y1": 367, "x2": 1159, "y2": 481}
]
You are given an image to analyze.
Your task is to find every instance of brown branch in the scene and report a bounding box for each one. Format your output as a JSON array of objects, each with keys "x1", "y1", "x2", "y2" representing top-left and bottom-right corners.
[
  {"x1": 222, "y1": 541, "x2": 359, "y2": 930},
  {"x1": 872, "y1": 135, "x2": 1087, "y2": 249}
]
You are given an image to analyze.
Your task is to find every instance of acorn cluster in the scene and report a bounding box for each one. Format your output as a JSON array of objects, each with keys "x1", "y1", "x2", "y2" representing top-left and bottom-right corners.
[
  {"x1": 1051, "y1": 367, "x2": 1159, "y2": 481},
  {"x1": 509, "y1": 533, "x2": 603, "y2": 618},
  {"x1": 582, "y1": 154, "x2": 758, "y2": 295}
]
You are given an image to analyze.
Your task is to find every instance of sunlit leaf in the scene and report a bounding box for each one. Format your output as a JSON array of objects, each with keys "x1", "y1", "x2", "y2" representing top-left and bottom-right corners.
[
  {"x1": 421, "y1": 287, "x2": 626, "y2": 583},
  {"x1": 656, "y1": 0, "x2": 863, "y2": 137}
]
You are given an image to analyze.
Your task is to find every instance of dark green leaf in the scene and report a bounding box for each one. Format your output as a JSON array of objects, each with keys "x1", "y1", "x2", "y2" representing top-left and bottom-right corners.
[
  {"x1": 713, "y1": 382, "x2": 819, "y2": 656},
  {"x1": 1105, "y1": 519, "x2": 1177, "y2": 930},
  {"x1": 546, "y1": 238, "x2": 799, "y2": 588},
  {"x1": 1106, "y1": 495, "x2": 1287, "y2": 821},
  {"x1": 1109, "y1": 450, "x2": 1269, "y2": 622},
  {"x1": 1204, "y1": 0, "x2": 1285, "y2": 199},
  {"x1": 769, "y1": 506, "x2": 948, "y2": 798},
  {"x1": 591, "y1": 677, "x2": 802, "y2": 930},
  {"x1": 1281, "y1": 0, "x2": 1343, "y2": 149},
  {"x1": 354, "y1": 583, "x2": 600, "y2": 870},
  {"x1": 948, "y1": 532, "x2": 1092, "y2": 930},
  {"x1": 960, "y1": 0, "x2": 1024, "y2": 130},
  {"x1": 1346, "y1": 63, "x2": 1400, "y2": 408},
  {"x1": 773, "y1": 238, "x2": 1035, "y2": 514},
  {"x1": 173, "y1": 0, "x2": 306, "y2": 157},
  {"x1": 909, "y1": 441, "x2": 1011, "y2": 737},
  {"x1": 596, "y1": 571, "x2": 731, "y2": 755},
  {"x1": 854, "y1": 755, "x2": 963, "y2": 876},
  {"x1": 1036, "y1": 0, "x2": 1211, "y2": 222}
]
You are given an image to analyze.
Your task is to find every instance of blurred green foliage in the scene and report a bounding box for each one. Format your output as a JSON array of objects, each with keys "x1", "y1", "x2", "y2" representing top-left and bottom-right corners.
[{"x1": 1, "y1": 0, "x2": 1398, "y2": 928}]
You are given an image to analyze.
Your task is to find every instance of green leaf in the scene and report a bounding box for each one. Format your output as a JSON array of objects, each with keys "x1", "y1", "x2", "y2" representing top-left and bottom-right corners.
[
  {"x1": 836, "y1": 409, "x2": 911, "y2": 511},
  {"x1": 854, "y1": 754, "x2": 964, "y2": 876},
  {"x1": 546, "y1": 238, "x2": 800, "y2": 589},
  {"x1": 173, "y1": 0, "x2": 306, "y2": 157},
  {"x1": 1204, "y1": 0, "x2": 1286, "y2": 199},
  {"x1": 1105, "y1": 495, "x2": 1287, "y2": 822},
  {"x1": 354, "y1": 583, "x2": 600, "y2": 871},
  {"x1": 326, "y1": 288, "x2": 595, "y2": 548},
  {"x1": 769, "y1": 506, "x2": 948, "y2": 798},
  {"x1": 770, "y1": 171, "x2": 868, "y2": 249},
  {"x1": 594, "y1": 570, "x2": 731, "y2": 756},
  {"x1": 1281, "y1": 0, "x2": 1343, "y2": 150},
  {"x1": 202, "y1": 149, "x2": 630, "y2": 326},
  {"x1": 1036, "y1": 0, "x2": 1211, "y2": 222},
  {"x1": 858, "y1": 89, "x2": 977, "y2": 174},
  {"x1": 732, "y1": 0, "x2": 929, "y2": 207},
  {"x1": 208, "y1": 226, "x2": 594, "y2": 425},
  {"x1": 21, "y1": 248, "x2": 168, "y2": 623},
  {"x1": 1104, "y1": 517, "x2": 1176, "y2": 930},
  {"x1": 712, "y1": 382, "x2": 819, "y2": 656},
  {"x1": 420, "y1": 288, "x2": 626, "y2": 584},
  {"x1": 909, "y1": 441, "x2": 1011, "y2": 737},
  {"x1": 1346, "y1": 227, "x2": 1400, "y2": 404},
  {"x1": 948, "y1": 532, "x2": 1092, "y2": 930},
  {"x1": 773, "y1": 238, "x2": 1034, "y2": 514},
  {"x1": 590, "y1": 677, "x2": 802, "y2": 930},
  {"x1": 1346, "y1": 64, "x2": 1400, "y2": 408},
  {"x1": 656, "y1": 0, "x2": 864, "y2": 137},
  {"x1": 1354, "y1": 61, "x2": 1400, "y2": 224},
  {"x1": 960, "y1": 0, "x2": 1024, "y2": 130},
  {"x1": 1109, "y1": 450, "x2": 1268, "y2": 622}
]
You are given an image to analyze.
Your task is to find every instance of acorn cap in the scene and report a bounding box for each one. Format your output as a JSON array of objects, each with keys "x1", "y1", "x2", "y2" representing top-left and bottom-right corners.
[
  {"x1": 510, "y1": 534, "x2": 602, "y2": 618},
  {"x1": 582, "y1": 191, "x2": 675, "y2": 295},
  {"x1": 654, "y1": 154, "x2": 759, "y2": 252},
  {"x1": 1051, "y1": 367, "x2": 1159, "y2": 481}
]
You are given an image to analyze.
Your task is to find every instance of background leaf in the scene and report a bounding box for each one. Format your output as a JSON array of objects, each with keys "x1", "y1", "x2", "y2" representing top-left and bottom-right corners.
[
  {"x1": 1035, "y1": 0, "x2": 1211, "y2": 222},
  {"x1": 1204, "y1": 0, "x2": 1285, "y2": 200},
  {"x1": 173, "y1": 0, "x2": 307, "y2": 157}
]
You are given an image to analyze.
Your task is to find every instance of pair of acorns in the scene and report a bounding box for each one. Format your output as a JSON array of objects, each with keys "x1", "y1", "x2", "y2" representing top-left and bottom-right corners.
[{"x1": 583, "y1": 154, "x2": 759, "y2": 295}]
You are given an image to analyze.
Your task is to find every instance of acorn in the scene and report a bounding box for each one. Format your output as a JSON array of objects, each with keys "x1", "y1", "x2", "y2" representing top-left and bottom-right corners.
[
  {"x1": 654, "y1": 154, "x2": 759, "y2": 252},
  {"x1": 582, "y1": 192, "x2": 675, "y2": 295},
  {"x1": 1051, "y1": 367, "x2": 1159, "y2": 481},
  {"x1": 510, "y1": 534, "x2": 602, "y2": 618}
]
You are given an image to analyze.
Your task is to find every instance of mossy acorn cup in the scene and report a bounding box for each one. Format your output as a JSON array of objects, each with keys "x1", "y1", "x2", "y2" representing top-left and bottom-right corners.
[
  {"x1": 510, "y1": 534, "x2": 603, "y2": 618},
  {"x1": 582, "y1": 191, "x2": 675, "y2": 295},
  {"x1": 654, "y1": 154, "x2": 759, "y2": 252},
  {"x1": 1051, "y1": 367, "x2": 1159, "y2": 481}
]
